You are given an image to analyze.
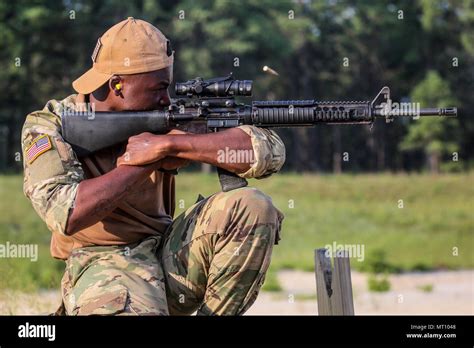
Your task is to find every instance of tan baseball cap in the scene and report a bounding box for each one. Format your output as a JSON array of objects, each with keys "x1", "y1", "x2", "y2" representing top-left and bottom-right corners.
[{"x1": 72, "y1": 17, "x2": 174, "y2": 94}]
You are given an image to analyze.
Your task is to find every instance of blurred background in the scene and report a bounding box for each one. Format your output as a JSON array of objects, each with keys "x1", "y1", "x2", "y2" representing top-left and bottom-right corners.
[{"x1": 0, "y1": 0, "x2": 472, "y2": 314}]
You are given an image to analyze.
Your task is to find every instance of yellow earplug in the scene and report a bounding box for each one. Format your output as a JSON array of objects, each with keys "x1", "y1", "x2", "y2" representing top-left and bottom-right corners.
[{"x1": 115, "y1": 83, "x2": 122, "y2": 90}]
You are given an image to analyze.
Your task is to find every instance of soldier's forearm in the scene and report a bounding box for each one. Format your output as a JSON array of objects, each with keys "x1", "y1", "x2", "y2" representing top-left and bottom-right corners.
[
  {"x1": 65, "y1": 164, "x2": 157, "y2": 235},
  {"x1": 166, "y1": 128, "x2": 253, "y2": 173}
]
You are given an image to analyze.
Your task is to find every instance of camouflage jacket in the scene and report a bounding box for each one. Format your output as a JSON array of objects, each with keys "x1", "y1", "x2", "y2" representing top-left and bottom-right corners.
[{"x1": 21, "y1": 94, "x2": 286, "y2": 256}]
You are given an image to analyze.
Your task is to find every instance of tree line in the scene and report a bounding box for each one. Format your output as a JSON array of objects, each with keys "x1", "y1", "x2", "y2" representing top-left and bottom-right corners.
[{"x1": 1, "y1": 0, "x2": 472, "y2": 173}]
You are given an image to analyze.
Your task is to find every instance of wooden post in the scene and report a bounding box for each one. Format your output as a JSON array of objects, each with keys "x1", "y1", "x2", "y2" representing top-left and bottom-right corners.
[{"x1": 314, "y1": 248, "x2": 354, "y2": 315}]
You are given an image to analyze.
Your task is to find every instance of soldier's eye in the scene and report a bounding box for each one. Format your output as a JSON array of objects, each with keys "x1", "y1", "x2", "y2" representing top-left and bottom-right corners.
[{"x1": 153, "y1": 85, "x2": 168, "y2": 92}]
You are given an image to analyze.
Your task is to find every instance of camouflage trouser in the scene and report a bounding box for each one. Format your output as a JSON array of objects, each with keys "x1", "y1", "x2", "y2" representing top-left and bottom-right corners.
[{"x1": 61, "y1": 187, "x2": 283, "y2": 315}]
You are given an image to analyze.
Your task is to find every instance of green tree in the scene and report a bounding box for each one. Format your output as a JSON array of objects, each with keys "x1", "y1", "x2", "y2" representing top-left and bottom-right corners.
[
  {"x1": 400, "y1": 71, "x2": 459, "y2": 173},
  {"x1": 0, "y1": 0, "x2": 472, "y2": 173}
]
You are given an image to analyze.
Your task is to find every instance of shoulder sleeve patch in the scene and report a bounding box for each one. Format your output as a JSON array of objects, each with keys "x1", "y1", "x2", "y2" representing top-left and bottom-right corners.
[{"x1": 25, "y1": 134, "x2": 52, "y2": 164}]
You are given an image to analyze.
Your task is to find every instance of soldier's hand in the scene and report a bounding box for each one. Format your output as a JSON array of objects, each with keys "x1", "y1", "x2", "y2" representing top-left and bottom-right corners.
[{"x1": 117, "y1": 132, "x2": 172, "y2": 166}]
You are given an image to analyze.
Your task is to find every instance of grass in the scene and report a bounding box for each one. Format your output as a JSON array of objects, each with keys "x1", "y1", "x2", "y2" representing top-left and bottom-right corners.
[
  {"x1": 1, "y1": 172, "x2": 473, "y2": 292},
  {"x1": 417, "y1": 284, "x2": 434, "y2": 293},
  {"x1": 367, "y1": 274, "x2": 391, "y2": 292},
  {"x1": 261, "y1": 270, "x2": 282, "y2": 292}
]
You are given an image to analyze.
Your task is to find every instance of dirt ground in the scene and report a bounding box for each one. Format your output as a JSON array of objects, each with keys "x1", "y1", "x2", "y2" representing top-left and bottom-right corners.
[
  {"x1": 1, "y1": 270, "x2": 472, "y2": 315},
  {"x1": 247, "y1": 270, "x2": 474, "y2": 315}
]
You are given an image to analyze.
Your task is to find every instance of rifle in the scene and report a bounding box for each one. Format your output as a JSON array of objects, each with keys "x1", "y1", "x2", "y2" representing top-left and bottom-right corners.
[{"x1": 61, "y1": 74, "x2": 457, "y2": 191}]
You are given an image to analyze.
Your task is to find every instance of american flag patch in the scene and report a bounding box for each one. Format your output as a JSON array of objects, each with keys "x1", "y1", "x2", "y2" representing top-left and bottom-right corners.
[{"x1": 26, "y1": 134, "x2": 52, "y2": 164}]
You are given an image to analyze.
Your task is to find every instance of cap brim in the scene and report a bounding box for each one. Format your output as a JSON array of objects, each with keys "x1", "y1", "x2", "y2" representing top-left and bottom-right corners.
[{"x1": 72, "y1": 67, "x2": 113, "y2": 95}]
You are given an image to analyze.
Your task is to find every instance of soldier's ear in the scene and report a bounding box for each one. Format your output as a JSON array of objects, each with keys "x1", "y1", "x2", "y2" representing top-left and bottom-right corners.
[{"x1": 109, "y1": 76, "x2": 123, "y2": 97}]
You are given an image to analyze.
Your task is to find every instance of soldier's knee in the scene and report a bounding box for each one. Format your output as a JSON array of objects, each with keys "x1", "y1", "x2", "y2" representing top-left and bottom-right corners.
[
  {"x1": 222, "y1": 187, "x2": 283, "y2": 242},
  {"x1": 226, "y1": 187, "x2": 280, "y2": 220},
  {"x1": 209, "y1": 187, "x2": 284, "y2": 245},
  {"x1": 244, "y1": 188, "x2": 279, "y2": 218}
]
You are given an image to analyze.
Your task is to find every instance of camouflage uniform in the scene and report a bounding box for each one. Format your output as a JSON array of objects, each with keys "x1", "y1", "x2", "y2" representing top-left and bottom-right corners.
[{"x1": 22, "y1": 95, "x2": 285, "y2": 315}]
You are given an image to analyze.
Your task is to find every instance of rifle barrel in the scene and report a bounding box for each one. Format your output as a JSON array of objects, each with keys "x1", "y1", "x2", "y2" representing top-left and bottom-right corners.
[
  {"x1": 419, "y1": 107, "x2": 457, "y2": 116},
  {"x1": 374, "y1": 107, "x2": 457, "y2": 117}
]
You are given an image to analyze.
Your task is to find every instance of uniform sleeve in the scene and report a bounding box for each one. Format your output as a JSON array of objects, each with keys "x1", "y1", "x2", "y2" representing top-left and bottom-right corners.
[
  {"x1": 236, "y1": 125, "x2": 286, "y2": 179},
  {"x1": 22, "y1": 111, "x2": 84, "y2": 236}
]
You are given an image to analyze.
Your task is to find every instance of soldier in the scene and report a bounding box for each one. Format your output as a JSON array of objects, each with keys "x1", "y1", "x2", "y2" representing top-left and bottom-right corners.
[{"x1": 21, "y1": 17, "x2": 285, "y2": 315}]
